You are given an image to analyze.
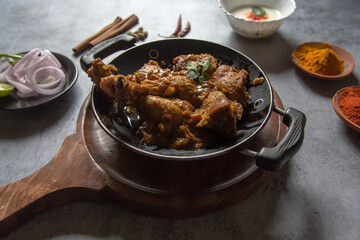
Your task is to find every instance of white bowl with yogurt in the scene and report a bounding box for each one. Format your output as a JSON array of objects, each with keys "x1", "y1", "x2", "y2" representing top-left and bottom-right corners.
[{"x1": 218, "y1": 0, "x2": 296, "y2": 38}]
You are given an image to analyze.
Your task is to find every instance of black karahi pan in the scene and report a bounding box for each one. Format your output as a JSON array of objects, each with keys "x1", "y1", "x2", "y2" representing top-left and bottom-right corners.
[{"x1": 80, "y1": 35, "x2": 306, "y2": 171}]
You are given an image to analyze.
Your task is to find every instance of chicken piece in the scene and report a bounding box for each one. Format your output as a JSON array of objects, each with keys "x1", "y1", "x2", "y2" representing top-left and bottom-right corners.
[
  {"x1": 88, "y1": 59, "x2": 172, "y2": 100},
  {"x1": 87, "y1": 58, "x2": 117, "y2": 88},
  {"x1": 136, "y1": 95, "x2": 192, "y2": 146},
  {"x1": 99, "y1": 74, "x2": 172, "y2": 101},
  {"x1": 130, "y1": 60, "x2": 171, "y2": 83},
  {"x1": 170, "y1": 75, "x2": 211, "y2": 107},
  {"x1": 139, "y1": 60, "x2": 162, "y2": 74},
  {"x1": 211, "y1": 65, "x2": 248, "y2": 106},
  {"x1": 136, "y1": 95, "x2": 212, "y2": 149},
  {"x1": 195, "y1": 91, "x2": 243, "y2": 137},
  {"x1": 90, "y1": 58, "x2": 211, "y2": 106},
  {"x1": 99, "y1": 74, "x2": 121, "y2": 99},
  {"x1": 137, "y1": 95, "x2": 188, "y2": 135},
  {"x1": 173, "y1": 53, "x2": 218, "y2": 76},
  {"x1": 100, "y1": 69, "x2": 210, "y2": 106}
]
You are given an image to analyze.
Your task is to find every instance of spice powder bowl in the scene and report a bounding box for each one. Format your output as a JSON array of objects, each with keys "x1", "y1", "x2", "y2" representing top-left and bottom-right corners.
[
  {"x1": 292, "y1": 42, "x2": 355, "y2": 80},
  {"x1": 332, "y1": 86, "x2": 360, "y2": 133}
]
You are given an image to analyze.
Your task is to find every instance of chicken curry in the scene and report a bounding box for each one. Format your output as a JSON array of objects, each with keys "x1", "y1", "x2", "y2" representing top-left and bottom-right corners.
[{"x1": 87, "y1": 54, "x2": 250, "y2": 150}]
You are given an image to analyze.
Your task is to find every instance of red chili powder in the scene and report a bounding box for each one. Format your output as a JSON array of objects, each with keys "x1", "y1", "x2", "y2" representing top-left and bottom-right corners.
[
  {"x1": 245, "y1": 12, "x2": 269, "y2": 21},
  {"x1": 339, "y1": 88, "x2": 360, "y2": 126}
]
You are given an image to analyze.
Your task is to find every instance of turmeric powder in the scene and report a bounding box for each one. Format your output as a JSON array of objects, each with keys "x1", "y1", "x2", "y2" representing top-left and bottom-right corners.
[{"x1": 294, "y1": 43, "x2": 344, "y2": 76}]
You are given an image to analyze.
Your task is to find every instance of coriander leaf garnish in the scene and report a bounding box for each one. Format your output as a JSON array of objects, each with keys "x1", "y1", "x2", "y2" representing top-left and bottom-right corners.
[
  {"x1": 252, "y1": 7, "x2": 266, "y2": 16},
  {"x1": 186, "y1": 62, "x2": 200, "y2": 79},
  {"x1": 186, "y1": 58, "x2": 212, "y2": 83}
]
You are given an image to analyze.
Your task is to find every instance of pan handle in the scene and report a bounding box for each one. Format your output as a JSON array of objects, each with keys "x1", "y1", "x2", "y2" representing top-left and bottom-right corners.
[
  {"x1": 80, "y1": 34, "x2": 137, "y2": 72},
  {"x1": 240, "y1": 107, "x2": 306, "y2": 171}
]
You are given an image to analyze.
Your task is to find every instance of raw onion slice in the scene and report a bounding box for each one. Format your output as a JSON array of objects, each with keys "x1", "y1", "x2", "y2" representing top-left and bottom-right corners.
[
  {"x1": 5, "y1": 75, "x2": 34, "y2": 95},
  {"x1": 43, "y1": 50, "x2": 61, "y2": 68},
  {"x1": 2, "y1": 48, "x2": 66, "y2": 98},
  {"x1": 0, "y1": 60, "x2": 12, "y2": 83},
  {"x1": 28, "y1": 66, "x2": 65, "y2": 95}
]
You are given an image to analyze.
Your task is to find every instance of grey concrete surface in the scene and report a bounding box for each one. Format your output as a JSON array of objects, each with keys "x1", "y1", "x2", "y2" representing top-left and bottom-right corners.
[{"x1": 0, "y1": 0, "x2": 359, "y2": 239}]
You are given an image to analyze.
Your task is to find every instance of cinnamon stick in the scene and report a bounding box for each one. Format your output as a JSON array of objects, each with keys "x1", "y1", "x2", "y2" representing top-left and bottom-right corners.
[
  {"x1": 72, "y1": 16, "x2": 123, "y2": 55},
  {"x1": 89, "y1": 14, "x2": 139, "y2": 47}
]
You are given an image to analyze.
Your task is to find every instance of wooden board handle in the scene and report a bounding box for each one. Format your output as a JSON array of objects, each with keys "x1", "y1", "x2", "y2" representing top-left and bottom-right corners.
[{"x1": 0, "y1": 133, "x2": 108, "y2": 237}]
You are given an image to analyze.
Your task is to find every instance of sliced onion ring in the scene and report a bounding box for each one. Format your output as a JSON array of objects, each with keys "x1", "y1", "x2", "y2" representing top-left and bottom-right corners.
[
  {"x1": 3, "y1": 49, "x2": 66, "y2": 98},
  {"x1": 28, "y1": 66, "x2": 65, "y2": 95},
  {"x1": 0, "y1": 60, "x2": 12, "y2": 82},
  {"x1": 5, "y1": 75, "x2": 34, "y2": 94}
]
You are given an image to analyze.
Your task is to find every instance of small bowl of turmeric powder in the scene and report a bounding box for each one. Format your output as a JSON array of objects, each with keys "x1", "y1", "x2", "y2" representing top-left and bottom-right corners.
[
  {"x1": 292, "y1": 42, "x2": 355, "y2": 80},
  {"x1": 332, "y1": 86, "x2": 360, "y2": 133}
]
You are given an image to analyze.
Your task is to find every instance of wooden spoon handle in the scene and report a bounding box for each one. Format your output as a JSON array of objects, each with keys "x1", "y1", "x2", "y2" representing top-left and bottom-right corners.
[{"x1": 0, "y1": 133, "x2": 108, "y2": 237}]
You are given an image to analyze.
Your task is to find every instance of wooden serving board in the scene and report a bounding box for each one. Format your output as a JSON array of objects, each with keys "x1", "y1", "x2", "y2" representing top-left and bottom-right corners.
[{"x1": 0, "y1": 91, "x2": 285, "y2": 237}]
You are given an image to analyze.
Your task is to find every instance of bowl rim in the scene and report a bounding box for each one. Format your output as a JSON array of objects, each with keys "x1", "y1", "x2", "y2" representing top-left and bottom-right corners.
[{"x1": 218, "y1": 0, "x2": 297, "y2": 23}]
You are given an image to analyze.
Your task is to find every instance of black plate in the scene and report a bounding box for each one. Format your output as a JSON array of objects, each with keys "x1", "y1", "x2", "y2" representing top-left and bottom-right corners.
[
  {"x1": 90, "y1": 38, "x2": 273, "y2": 160},
  {"x1": 0, "y1": 52, "x2": 78, "y2": 110}
]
